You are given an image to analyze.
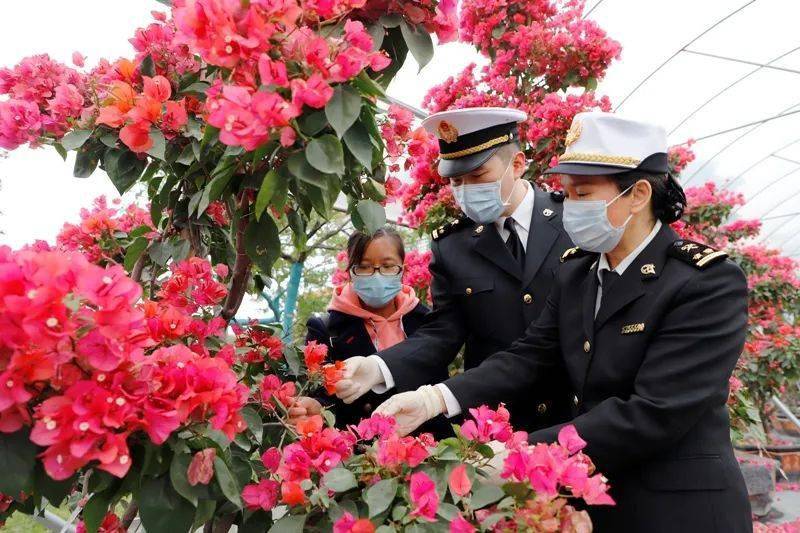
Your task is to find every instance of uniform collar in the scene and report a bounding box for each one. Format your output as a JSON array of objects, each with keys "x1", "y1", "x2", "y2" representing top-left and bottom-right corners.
[
  {"x1": 495, "y1": 180, "x2": 534, "y2": 234},
  {"x1": 597, "y1": 219, "x2": 662, "y2": 281}
]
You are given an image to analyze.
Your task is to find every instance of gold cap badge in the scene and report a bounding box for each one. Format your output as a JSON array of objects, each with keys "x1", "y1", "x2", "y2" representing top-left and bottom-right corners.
[
  {"x1": 436, "y1": 120, "x2": 459, "y2": 143},
  {"x1": 565, "y1": 120, "x2": 583, "y2": 148}
]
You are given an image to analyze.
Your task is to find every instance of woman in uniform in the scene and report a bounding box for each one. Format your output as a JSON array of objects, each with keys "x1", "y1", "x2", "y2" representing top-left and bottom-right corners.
[{"x1": 374, "y1": 112, "x2": 752, "y2": 533}]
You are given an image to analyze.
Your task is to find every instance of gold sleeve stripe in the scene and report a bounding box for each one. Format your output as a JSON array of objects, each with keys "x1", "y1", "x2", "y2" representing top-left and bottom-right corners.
[
  {"x1": 439, "y1": 135, "x2": 510, "y2": 159},
  {"x1": 558, "y1": 152, "x2": 641, "y2": 167},
  {"x1": 696, "y1": 250, "x2": 727, "y2": 267}
]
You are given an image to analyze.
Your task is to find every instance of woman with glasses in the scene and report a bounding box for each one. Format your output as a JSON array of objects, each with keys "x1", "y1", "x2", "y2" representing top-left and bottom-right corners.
[{"x1": 289, "y1": 227, "x2": 449, "y2": 435}]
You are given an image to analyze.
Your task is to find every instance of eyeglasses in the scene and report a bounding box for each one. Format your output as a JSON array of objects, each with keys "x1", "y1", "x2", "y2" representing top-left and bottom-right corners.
[{"x1": 350, "y1": 265, "x2": 403, "y2": 277}]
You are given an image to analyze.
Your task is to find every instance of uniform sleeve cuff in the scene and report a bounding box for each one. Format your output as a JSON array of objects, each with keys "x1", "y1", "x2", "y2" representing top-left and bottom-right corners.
[
  {"x1": 435, "y1": 384, "x2": 462, "y2": 418},
  {"x1": 369, "y1": 355, "x2": 393, "y2": 393}
]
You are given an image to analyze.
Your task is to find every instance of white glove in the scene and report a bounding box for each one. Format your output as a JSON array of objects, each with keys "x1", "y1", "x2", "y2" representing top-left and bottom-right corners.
[
  {"x1": 375, "y1": 385, "x2": 445, "y2": 436},
  {"x1": 334, "y1": 356, "x2": 384, "y2": 404},
  {"x1": 481, "y1": 440, "x2": 509, "y2": 486}
]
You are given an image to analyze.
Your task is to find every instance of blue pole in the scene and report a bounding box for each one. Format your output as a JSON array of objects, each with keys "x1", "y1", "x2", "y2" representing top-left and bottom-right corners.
[{"x1": 281, "y1": 261, "x2": 304, "y2": 341}]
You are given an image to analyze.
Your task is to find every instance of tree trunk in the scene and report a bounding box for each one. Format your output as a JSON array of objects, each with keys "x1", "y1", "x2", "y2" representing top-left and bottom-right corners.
[
  {"x1": 281, "y1": 260, "x2": 305, "y2": 340},
  {"x1": 221, "y1": 196, "x2": 252, "y2": 322}
]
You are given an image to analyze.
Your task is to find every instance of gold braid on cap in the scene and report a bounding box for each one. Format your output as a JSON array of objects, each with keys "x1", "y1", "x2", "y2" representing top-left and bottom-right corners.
[
  {"x1": 558, "y1": 152, "x2": 640, "y2": 167},
  {"x1": 439, "y1": 135, "x2": 510, "y2": 160}
]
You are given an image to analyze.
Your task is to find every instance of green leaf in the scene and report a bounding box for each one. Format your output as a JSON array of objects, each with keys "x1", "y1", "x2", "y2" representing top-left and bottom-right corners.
[
  {"x1": 367, "y1": 23, "x2": 385, "y2": 51},
  {"x1": 82, "y1": 491, "x2": 112, "y2": 533},
  {"x1": 169, "y1": 453, "x2": 203, "y2": 506},
  {"x1": 244, "y1": 212, "x2": 281, "y2": 275},
  {"x1": 287, "y1": 152, "x2": 327, "y2": 189},
  {"x1": 254, "y1": 169, "x2": 281, "y2": 222},
  {"x1": 437, "y1": 502, "x2": 460, "y2": 521},
  {"x1": 306, "y1": 135, "x2": 345, "y2": 175},
  {"x1": 475, "y1": 443, "x2": 495, "y2": 458},
  {"x1": 34, "y1": 465, "x2": 76, "y2": 507},
  {"x1": 104, "y1": 149, "x2": 147, "y2": 194},
  {"x1": 400, "y1": 21, "x2": 434, "y2": 71},
  {"x1": 268, "y1": 514, "x2": 307, "y2": 533},
  {"x1": 61, "y1": 128, "x2": 93, "y2": 151},
  {"x1": 365, "y1": 478, "x2": 397, "y2": 518},
  {"x1": 196, "y1": 156, "x2": 237, "y2": 215},
  {"x1": 380, "y1": 14, "x2": 403, "y2": 27},
  {"x1": 140, "y1": 54, "x2": 156, "y2": 77},
  {"x1": 73, "y1": 142, "x2": 103, "y2": 178},
  {"x1": 181, "y1": 81, "x2": 211, "y2": 95},
  {"x1": 352, "y1": 71, "x2": 386, "y2": 97},
  {"x1": 585, "y1": 76, "x2": 598, "y2": 91},
  {"x1": 469, "y1": 482, "x2": 505, "y2": 509},
  {"x1": 325, "y1": 85, "x2": 362, "y2": 138},
  {"x1": 214, "y1": 456, "x2": 243, "y2": 509},
  {"x1": 241, "y1": 406, "x2": 263, "y2": 443},
  {"x1": 123, "y1": 237, "x2": 149, "y2": 271},
  {"x1": 0, "y1": 429, "x2": 37, "y2": 495},
  {"x1": 356, "y1": 200, "x2": 386, "y2": 234},
  {"x1": 283, "y1": 345, "x2": 301, "y2": 376},
  {"x1": 193, "y1": 500, "x2": 216, "y2": 530},
  {"x1": 298, "y1": 111, "x2": 329, "y2": 136},
  {"x1": 322, "y1": 468, "x2": 357, "y2": 493},
  {"x1": 344, "y1": 121, "x2": 374, "y2": 169},
  {"x1": 139, "y1": 476, "x2": 195, "y2": 533},
  {"x1": 146, "y1": 129, "x2": 167, "y2": 160},
  {"x1": 54, "y1": 143, "x2": 68, "y2": 160}
]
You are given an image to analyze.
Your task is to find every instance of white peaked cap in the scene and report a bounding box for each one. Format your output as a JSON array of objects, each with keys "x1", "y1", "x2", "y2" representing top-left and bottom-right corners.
[{"x1": 546, "y1": 111, "x2": 670, "y2": 175}]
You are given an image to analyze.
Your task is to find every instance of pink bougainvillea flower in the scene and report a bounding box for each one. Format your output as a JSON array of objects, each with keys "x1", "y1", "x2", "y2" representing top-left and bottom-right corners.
[
  {"x1": 242, "y1": 478, "x2": 280, "y2": 511},
  {"x1": 187, "y1": 448, "x2": 216, "y2": 486},
  {"x1": 448, "y1": 464, "x2": 472, "y2": 497},
  {"x1": 449, "y1": 515, "x2": 476, "y2": 533},
  {"x1": 558, "y1": 424, "x2": 587, "y2": 454},
  {"x1": 261, "y1": 447, "x2": 281, "y2": 473},
  {"x1": 409, "y1": 471, "x2": 438, "y2": 522}
]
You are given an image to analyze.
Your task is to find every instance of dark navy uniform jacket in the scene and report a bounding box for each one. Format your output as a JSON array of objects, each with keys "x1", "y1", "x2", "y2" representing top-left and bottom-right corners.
[
  {"x1": 445, "y1": 223, "x2": 752, "y2": 533},
  {"x1": 378, "y1": 187, "x2": 575, "y2": 432}
]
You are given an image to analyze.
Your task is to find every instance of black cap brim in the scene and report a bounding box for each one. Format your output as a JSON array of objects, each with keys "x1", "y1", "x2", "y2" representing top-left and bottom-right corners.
[
  {"x1": 437, "y1": 146, "x2": 501, "y2": 178},
  {"x1": 544, "y1": 153, "x2": 670, "y2": 177},
  {"x1": 543, "y1": 162, "x2": 634, "y2": 176}
]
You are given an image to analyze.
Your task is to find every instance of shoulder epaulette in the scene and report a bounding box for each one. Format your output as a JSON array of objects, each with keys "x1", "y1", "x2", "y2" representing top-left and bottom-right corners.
[
  {"x1": 560, "y1": 246, "x2": 594, "y2": 262},
  {"x1": 550, "y1": 190, "x2": 565, "y2": 203},
  {"x1": 431, "y1": 217, "x2": 469, "y2": 241},
  {"x1": 668, "y1": 240, "x2": 728, "y2": 269}
]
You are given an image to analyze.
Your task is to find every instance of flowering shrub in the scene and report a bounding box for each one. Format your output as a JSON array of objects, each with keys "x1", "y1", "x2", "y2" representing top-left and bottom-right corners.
[
  {"x1": 238, "y1": 408, "x2": 612, "y2": 531},
  {"x1": 669, "y1": 161, "x2": 800, "y2": 438}
]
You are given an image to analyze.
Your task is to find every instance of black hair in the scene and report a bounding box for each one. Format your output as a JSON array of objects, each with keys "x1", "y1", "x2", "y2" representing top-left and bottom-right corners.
[
  {"x1": 612, "y1": 170, "x2": 686, "y2": 224},
  {"x1": 346, "y1": 227, "x2": 405, "y2": 271},
  {"x1": 497, "y1": 140, "x2": 523, "y2": 162}
]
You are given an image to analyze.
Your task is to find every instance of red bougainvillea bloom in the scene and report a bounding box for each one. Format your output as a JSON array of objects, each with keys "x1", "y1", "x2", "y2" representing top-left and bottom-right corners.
[
  {"x1": 409, "y1": 471, "x2": 438, "y2": 522},
  {"x1": 334, "y1": 512, "x2": 376, "y2": 533},
  {"x1": 448, "y1": 464, "x2": 471, "y2": 497},
  {"x1": 187, "y1": 448, "x2": 216, "y2": 486},
  {"x1": 377, "y1": 433, "x2": 433, "y2": 470},
  {"x1": 322, "y1": 361, "x2": 346, "y2": 394},
  {"x1": 76, "y1": 512, "x2": 125, "y2": 533},
  {"x1": 303, "y1": 341, "x2": 328, "y2": 372},
  {"x1": 242, "y1": 478, "x2": 280, "y2": 512},
  {"x1": 280, "y1": 480, "x2": 306, "y2": 506}
]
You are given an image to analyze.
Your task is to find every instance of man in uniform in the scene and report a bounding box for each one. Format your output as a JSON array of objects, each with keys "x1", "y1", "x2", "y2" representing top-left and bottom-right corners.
[{"x1": 333, "y1": 107, "x2": 575, "y2": 433}]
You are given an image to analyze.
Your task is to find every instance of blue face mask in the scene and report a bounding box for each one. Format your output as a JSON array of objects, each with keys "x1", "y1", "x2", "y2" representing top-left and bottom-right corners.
[
  {"x1": 451, "y1": 158, "x2": 520, "y2": 224},
  {"x1": 352, "y1": 274, "x2": 403, "y2": 308}
]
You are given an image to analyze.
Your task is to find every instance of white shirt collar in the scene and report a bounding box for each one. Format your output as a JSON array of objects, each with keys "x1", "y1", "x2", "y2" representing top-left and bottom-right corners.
[
  {"x1": 496, "y1": 181, "x2": 534, "y2": 233},
  {"x1": 597, "y1": 219, "x2": 662, "y2": 279}
]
